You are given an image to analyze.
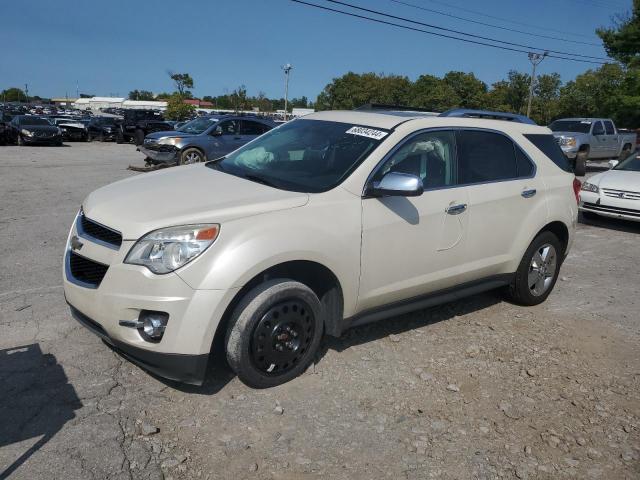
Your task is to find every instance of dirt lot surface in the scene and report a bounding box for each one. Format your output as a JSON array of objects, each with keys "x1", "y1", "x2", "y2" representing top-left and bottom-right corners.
[{"x1": 1, "y1": 143, "x2": 639, "y2": 480}]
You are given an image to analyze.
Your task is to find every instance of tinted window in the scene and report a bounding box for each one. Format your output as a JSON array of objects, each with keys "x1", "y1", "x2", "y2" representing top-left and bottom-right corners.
[
  {"x1": 604, "y1": 121, "x2": 615, "y2": 135},
  {"x1": 240, "y1": 120, "x2": 268, "y2": 135},
  {"x1": 524, "y1": 134, "x2": 572, "y2": 173},
  {"x1": 217, "y1": 120, "x2": 238, "y2": 135},
  {"x1": 592, "y1": 121, "x2": 604, "y2": 135},
  {"x1": 456, "y1": 130, "x2": 517, "y2": 184},
  {"x1": 515, "y1": 146, "x2": 535, "y2": 177},
  {"x1": 374, "y1": 130, "x2": 457, "y2": 189}
]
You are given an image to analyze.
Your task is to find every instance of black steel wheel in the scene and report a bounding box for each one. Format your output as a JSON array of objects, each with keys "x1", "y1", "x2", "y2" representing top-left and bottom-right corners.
[
  {"x1": 225, "y1": 279, "x2": 324, "y2": 388},
  {"x1": 250, "y1": 299, "x2": 316, "y2": 376}
]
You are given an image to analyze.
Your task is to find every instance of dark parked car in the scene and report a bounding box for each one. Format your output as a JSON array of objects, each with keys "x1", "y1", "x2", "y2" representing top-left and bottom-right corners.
[
  {"x1": 0, "y1": 110, "x2": 18, "y2": 144},
  {"x1": 7, "y1": 115, "x2": 63, "y2": 146},
  {"x1": 87, "y1": 116, "x2": 118, "y2": 142},
  {"x1": 115, "y1": 109, "x2": 174, "y2": 145},
  {"x1": 139, "y1": 115, "x2": 276, "y2": 165}
]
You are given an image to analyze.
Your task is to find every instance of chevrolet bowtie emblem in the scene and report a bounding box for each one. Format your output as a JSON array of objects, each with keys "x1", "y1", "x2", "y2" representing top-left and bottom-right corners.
[{"x1": 70, "y1": 235, "x2": 83, "y2": 251}]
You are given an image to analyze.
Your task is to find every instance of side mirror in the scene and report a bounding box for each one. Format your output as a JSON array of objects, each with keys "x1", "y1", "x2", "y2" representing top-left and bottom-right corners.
[
  {"x1": 608, "y1": 159, "x2": 619, "y2": 169},
  {"x1": 370, "y1": 172, "x2": 424, "y2": 197},
  {"x1": 211, "y1": 126, "x2": 223, "y2": 136}
]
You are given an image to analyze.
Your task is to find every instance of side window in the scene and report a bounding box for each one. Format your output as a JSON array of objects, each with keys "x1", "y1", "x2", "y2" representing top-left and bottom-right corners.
[
  {"x1": 592, "y1": 121, "x2": 604, "y2": 135},
  {"x1": 215, "y1": 120, "x2": 238, "y2": 135},
  {"x1": 456, "y1": 130, "x2": 517, "y2": 184},
  {"x1": 524, "y1": 134, "x2": 572, "y2": 173},
  {"x1": 375, "y1": 130, "x2": 457, "y2": 189},
  {"x1": 604, "y1": 121, "x2": 615, "y2": 135},
  {"x1": 240, "y1": 120, "x2": 268, "y2": 135},
  {"x1": 515, "y1": 145, "x2": 535, "y2": 177}
]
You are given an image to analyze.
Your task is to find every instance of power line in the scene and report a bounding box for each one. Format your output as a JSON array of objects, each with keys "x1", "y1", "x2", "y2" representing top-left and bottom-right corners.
[
  {"x1": 289, "y1": 0, "x2": 610, "y2": 64},
  {"x1": 389, "y1": 0, "x2": 601, "y2": 46},
  {"x1": 324, "y1": 0, "x2": 611, "y2": 61},
  {"x1": 422, "y1": 0, "x2": 596, "y2": 40}
]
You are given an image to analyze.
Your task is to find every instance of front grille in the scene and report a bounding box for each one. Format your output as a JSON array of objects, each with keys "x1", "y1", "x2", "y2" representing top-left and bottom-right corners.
[
  {"x1": 79, "y1": 214, "x2": 122, "y2": 249},
  {"x1": 69, "y1": 252, "x2": 109, "y2": 287},
  {"x1": 601, "y1": 188, "x2": 640, "y2": 200},
  {"x1": 583, "y1": 202, "x2": 640, "y2": 218},
  {"x1": 34, "y1": 131, "x2": 54, "y2": 138}
]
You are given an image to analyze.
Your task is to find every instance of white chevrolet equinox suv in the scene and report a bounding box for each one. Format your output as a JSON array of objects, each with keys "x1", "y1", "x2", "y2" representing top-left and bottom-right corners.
[{"x1": 63, "y1": 108, "x2": 579, "y2": 388}]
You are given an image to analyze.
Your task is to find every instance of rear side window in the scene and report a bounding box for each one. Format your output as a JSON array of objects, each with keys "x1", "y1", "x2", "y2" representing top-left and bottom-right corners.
[
  {"x1": 524, "y1": 134, "x2": 572, "y2": 173},
  {"x1": 515, "y1": 146, "x2": 535, "y2": 177},
  {"x1": 456, "y1": 130, "x2": 517, "y2": 184},
  {"x1": 592, "y1": 121, "x2": 604, "y2": 135},
  {"x1": 240, "y1": 120, "x2": 269, "y2": 135},
  {"x1": 604, "y1": 121, "x2": 615, "y2": 135}
]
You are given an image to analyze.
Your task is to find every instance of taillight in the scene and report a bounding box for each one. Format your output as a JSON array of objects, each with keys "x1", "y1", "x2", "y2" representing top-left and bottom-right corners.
[{"x1": 572, "y1": 177, "x2": 581, "y2": 203}]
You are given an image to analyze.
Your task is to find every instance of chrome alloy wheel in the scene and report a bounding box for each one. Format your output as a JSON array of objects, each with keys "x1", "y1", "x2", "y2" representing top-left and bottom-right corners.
[
  {"x1": 184, "y1": 151, "x2": 202, "y2": 164},
  {"x1": 528, "y1": 243, "x2": 557, "y2": 296}
]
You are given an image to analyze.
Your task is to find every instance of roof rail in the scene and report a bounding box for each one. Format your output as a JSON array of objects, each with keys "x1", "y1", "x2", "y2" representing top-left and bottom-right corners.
[
  {"x1": 439, "y1": 108, "x2": 537, "y2": 125},
  {"x1": 355, "y1": 103, "x2": 437, "y2": 113}
]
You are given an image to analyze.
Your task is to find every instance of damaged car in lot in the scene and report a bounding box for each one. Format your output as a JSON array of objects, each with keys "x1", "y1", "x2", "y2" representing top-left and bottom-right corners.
[
  {"x1": 64, "y1": 108, "x2": 577, "y2": 388},
  {"x1": 51, "y1": 117, "x2": 89, "y2": 141},
  {"x1": 139, "y1": 115, "x2": 276, "y2": 165},
  {"x1": 579, "y1": 151, "x2": 640, "y2": 222},
  {"x1": 87, "y1": 116, "x2": 118, "y2": 142}
]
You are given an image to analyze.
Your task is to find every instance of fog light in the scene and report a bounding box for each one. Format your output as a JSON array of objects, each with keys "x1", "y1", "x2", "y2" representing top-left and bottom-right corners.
[{"x1": 138, "y1": 311, "x2": 169, "y2": 342}]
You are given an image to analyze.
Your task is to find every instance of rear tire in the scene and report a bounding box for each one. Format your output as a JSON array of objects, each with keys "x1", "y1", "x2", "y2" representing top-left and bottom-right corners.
[
  {"x1": 619, "y1": 145, "x2": 632, "y2": 161},
  {"x1": 225, "y1": 279, "x2": 324, "y2": 389},
  {"x1": 505, "y1": 231, "x2": 562, "y2": 306},
  {"x1": 134, "y1": 129, "x2": 145, "y2": 146}
]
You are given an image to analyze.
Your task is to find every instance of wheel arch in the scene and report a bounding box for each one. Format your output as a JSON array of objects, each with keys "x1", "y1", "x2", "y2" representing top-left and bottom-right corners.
[
  {"x1": 535, "y1": 221, "x2": 570, "y2": 256},
  {"x1": 211, "y1": 260, "x2": 345, "y2": 355}
]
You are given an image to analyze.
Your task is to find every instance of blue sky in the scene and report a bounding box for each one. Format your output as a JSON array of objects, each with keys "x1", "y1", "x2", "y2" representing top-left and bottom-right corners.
[{"x1": 0, "y1": 0, "x2": 631, "y2": 101}]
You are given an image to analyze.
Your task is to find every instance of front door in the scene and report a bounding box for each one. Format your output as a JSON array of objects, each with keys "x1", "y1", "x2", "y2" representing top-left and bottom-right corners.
[{"x1": 359, "y1": 130, "x2": 469, "y2": 313}]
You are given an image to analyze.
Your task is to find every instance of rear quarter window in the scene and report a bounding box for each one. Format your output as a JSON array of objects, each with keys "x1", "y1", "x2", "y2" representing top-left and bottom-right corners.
[{"x1": 524, "y1": 134, "x2": 573, "y2": 173}]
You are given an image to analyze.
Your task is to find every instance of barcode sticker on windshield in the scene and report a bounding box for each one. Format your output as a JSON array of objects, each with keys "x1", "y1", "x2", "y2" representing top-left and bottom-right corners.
[{"x1": 346, "y1": 126, "x2": 388, "y2": 140}]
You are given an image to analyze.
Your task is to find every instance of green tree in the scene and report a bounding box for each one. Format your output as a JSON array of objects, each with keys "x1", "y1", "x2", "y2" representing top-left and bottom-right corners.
[
  {"x1": 532, "y1": 73, "x2": 561, "y2": 125},
  {"x1": 597, "y1": 0, "x2": 640, "y2": 67},
  {"x1": 168, "y1": 71, "x2": 194, "y2": 96},
  {"x1": 442, "y1": 71, "x2": 487, "y2": 109},
  {"x1": 128, "y1": 90, "x2": 155, "y2": 101},
  {"x1": 165, "y1": 94, "x2": 196, "y2": 120},
  {"x1": 1, "y1": 87, "x2": 27, "y2": 102},
  {"x1": 412, "y1": 74, "x2": 457, "y2": 111},
  {"x1": 230, "y1": 85, "x2": 249, "y2": 112},
  {"x1": 315, "y1": 72, "x2": 411, "y2": 110}
]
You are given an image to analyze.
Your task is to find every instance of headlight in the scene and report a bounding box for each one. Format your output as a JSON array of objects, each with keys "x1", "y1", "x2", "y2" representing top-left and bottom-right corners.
[
  {"x1": 124, "y1": 224, "x2": 220, "y2": 274},
  {"x1": 158, "y1": 137, "x2": 182, "y2": 146},
  {"x1": 581, "y1": 182, "x2": 599, "y2": 193},
  {"x1": 21, "y1": 129, "x2": 34, "y2": 137},
  {"x1": 560, "y1": 137, "x2": 577, "y2": 147}
]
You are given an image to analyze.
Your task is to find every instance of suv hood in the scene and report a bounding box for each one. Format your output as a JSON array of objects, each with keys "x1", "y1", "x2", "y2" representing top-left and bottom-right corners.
[{"x1": 82, "y1": 165, "x2": 309, "y2": 240}]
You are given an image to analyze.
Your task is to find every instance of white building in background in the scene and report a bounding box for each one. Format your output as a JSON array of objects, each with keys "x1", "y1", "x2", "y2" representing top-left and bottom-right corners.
[{"x1": 121, "y1": 100, "x2": 167, "y2": 110}]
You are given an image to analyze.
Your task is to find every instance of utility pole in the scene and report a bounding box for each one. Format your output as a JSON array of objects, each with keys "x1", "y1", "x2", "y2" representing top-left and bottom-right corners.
[
  {"x1": 526, "y1": 51, "x2": 548, "y2": 118},
  {"x1": 76, "y1": 81, "x2": 79, "y2": 99},
  {"x1": 282, "y1": 63, "x2": 292, "y2": 121},
  {"x1": 24, "y1": 83, "x2": 29, "y2": 104}
]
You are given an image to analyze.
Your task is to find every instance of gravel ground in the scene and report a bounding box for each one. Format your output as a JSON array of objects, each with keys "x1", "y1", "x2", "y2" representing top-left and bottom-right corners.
[{"x1": 1, "y1": 143, "x2": 638, "y2": 480}]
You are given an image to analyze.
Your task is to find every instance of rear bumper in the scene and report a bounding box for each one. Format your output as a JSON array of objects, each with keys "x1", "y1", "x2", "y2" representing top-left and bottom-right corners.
[{"x1": 68, "y1": 304, "x2": 209, "y2": 384}]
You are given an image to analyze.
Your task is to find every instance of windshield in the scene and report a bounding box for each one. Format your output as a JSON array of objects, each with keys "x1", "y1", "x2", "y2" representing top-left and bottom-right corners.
[
  {"x1": 177, "y1": 116, "x2": 218, "y2": 134},
  {"x1": 208, "y1": 119, "x2": 389, "y2": 193},
  {"x1": 20, "y1": 116, "x2": 51, "y2": 126},
  {"x1": 614, "y1": 152, "x2": 640, "y2": 172},
  {"x1": 549, "y1": 120, "x2": 592, "y2": 133}
]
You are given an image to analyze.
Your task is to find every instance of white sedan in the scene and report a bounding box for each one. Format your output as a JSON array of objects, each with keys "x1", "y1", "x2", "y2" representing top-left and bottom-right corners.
[{"x1": 579, "y1": 152, "x2": 640, "y2": 222}]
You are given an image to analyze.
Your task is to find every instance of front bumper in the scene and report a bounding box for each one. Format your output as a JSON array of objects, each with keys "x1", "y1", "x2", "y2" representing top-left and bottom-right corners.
[
  {"x1": 23, "y1": 134, "x2": 62, "y2": 144},
  {"x1": 579, "y1": 190, "x2": 640, "y2": 222},
  {"x1": 139, "y1": 144, "x2": 179, "y2": 163},
  {"x1": 62, "y1": 214, "x2": 240, "y2": 384}
]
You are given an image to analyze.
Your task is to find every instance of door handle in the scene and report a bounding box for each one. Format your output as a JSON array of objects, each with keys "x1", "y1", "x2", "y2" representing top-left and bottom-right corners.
[
  {"x1": 521, "y1": 189, "x2": 537, "y2": 198},
  {"x1": 445, "y1": 203, "x2": 467, "y2": 215}
]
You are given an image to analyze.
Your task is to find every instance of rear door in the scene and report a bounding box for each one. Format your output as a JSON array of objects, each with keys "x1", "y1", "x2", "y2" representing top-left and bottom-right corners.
[
  {"x1": 455, "y1": 129, "x2": 547, "y2": 282},
  {"x1": 239, "y1": 120, "x2": 270, "y2": 145}
]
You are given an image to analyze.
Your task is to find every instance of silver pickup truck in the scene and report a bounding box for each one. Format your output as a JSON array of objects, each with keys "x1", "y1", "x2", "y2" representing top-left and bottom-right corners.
[{"x1": 549, "y1": 118, "x2": 637, "y2": 176}]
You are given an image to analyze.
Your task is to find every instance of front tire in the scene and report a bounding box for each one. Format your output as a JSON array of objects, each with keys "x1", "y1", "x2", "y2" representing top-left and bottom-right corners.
[
  {"x1": 505, "y1": 231, "x2": 562, "y2": 306},
  {"x1": 178, "y1": 147, "x2": 204, "y2": 165},
  {"x1": 225, "y1": 279, "x2": 324, "y2": 388}
]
